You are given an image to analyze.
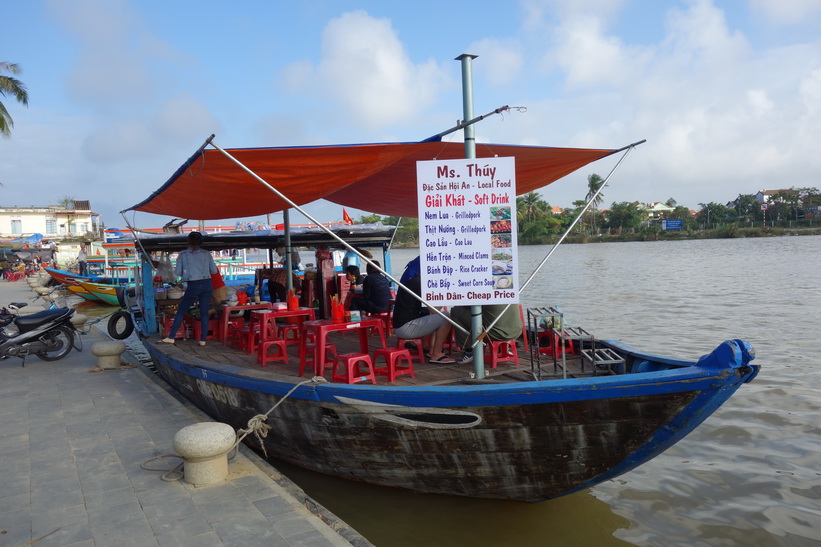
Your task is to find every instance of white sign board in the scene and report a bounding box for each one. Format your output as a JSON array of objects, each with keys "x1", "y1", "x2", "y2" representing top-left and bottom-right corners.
[{"x1": 416, "y1": 157, "x2": 518, "y2": 307}]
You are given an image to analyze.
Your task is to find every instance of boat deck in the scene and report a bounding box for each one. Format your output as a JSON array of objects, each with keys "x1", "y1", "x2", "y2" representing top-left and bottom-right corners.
[{"x1": 146, "y1": 326, "x2": 612, "y2": 386}]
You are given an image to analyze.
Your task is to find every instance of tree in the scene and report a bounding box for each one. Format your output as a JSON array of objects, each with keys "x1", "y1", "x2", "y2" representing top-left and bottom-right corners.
[
  {"x1": 516, "y1": 191, "x2": 548, "y2": 223},
  {"x1": 0, "y1": 62, "x2": 29, "y2": 137},
  {"x1": 604, "y1": 202, "x2": 644, "y2": 232},
  {"x1": 733, "y1": 194, "x2": 759, "y2": 222},
  {"x1": 586, "y1": 174, "x2": 605, "y2": 233},
  {"x1": 356, "y1": 213, "x2": 382, "y2": 224},
  {"x1": 697, "y1": 202, "x2": 731, "y2": 228}
]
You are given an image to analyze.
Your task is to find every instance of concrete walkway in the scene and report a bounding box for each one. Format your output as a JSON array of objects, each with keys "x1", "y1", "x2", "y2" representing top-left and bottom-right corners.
[{"x1": 0, "y1": 278, "x2": 368, "y2": 546}]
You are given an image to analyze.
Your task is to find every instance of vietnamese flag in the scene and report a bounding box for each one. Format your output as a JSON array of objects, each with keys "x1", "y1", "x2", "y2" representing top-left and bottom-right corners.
[{"x1": 342, "y1": 209, "x2": 353, "y2": 224}]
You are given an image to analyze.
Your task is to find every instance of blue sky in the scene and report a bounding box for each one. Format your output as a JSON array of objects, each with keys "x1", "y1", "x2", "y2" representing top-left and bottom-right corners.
[{"x1": 3, "y1": 0, "x2": 821, "y2": 229}]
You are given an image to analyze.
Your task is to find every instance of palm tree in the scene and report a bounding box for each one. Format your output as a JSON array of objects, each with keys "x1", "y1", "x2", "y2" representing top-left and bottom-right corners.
[
  {"x1": 586, "y1": 174, "x2": 605, "y2": 233},
  {"x1": 0, "y1": 62, "x2": 29, "y2": 137}
]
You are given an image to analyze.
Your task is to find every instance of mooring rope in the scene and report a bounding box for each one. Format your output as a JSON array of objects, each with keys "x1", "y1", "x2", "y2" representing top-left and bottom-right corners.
[
  {"x1": 234, "y1": 376, "x2": 327, "y2": 458},
  {"x1": 140, "y1": 376, "x2": 327, "y2": 480}
]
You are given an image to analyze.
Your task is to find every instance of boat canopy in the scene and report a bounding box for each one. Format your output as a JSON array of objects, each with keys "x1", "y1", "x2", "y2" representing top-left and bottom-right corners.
[
  {"x1": 133, "y1": 223, "x2": 396, "y2": 253},
  {"x1": 124, "y1": 139, "x2": 619, "y2": 220}
]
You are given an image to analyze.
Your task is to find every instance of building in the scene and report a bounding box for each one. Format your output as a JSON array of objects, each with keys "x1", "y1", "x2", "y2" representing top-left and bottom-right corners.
[
  {"x1": 755, "y1": 189, "x2": 793, "y2": 203},
  {"x1": 0, "y1": 200, "x2": 101, "y2": 239},
  {"x1": 645, "y1": 202, "x2": 674, "y2": 219}
]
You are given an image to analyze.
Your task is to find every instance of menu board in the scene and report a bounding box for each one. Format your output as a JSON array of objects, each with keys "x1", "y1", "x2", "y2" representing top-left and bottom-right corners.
[{"x1": 416, "y1": 157, "x2": 518, "y2": 306}]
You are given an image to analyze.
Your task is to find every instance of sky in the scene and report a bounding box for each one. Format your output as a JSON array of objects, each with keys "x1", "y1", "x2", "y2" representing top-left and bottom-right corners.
[{"x1": 3, "y1": 0, "x2": 821, "y2": 229}]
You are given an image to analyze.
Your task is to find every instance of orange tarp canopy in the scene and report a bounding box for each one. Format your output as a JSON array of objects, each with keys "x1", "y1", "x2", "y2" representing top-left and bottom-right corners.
[{"x1": 126, "y1": 140, "x2": 618, "y2": 220}]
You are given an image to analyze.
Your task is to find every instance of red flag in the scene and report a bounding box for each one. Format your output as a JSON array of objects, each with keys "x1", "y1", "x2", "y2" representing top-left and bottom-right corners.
[{"x1": 342, "y1": 209, "x2": 353, "y2": 225}]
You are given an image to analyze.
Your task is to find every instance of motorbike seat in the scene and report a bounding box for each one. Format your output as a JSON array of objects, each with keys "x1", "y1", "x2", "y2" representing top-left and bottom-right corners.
[{"x1": 15, "y1": 308, "x2": 71, "y2": 329}]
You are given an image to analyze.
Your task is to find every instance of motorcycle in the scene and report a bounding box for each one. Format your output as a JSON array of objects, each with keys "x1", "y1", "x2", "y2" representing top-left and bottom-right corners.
[{"x1": 0, "y1": 301, "x2": 78, "y2": 363}]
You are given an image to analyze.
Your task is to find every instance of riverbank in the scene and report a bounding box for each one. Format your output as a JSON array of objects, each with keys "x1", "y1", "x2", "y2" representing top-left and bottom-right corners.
[
  {"x1": 0, "y1": 278, "x2": 369, "y2": 546},
  {"x1": 559, "y1": 224, "x2": 821, "y2": 244}
]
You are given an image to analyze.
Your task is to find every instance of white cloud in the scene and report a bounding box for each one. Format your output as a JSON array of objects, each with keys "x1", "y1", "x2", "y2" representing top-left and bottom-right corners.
[
  {"x1": 283, "y1": 11, "x2": 452, "y2": 130},
  {"x1": 747, "y1": 0, "x2": 821, "y2": 25},
  {"x1": 468, "y1": 38, "x2": 525, "y2": 87}
]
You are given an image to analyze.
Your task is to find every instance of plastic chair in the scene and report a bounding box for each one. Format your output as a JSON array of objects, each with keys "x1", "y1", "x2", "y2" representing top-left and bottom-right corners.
[
  {"x1": 257, "y1": 338, "x2": 289, "y2": 367},
  {"x1": 332, "y1": 353, "x2": 376, "y2": 384},
  {"x1": 372, "y1": 347, "x2": 414, "y2": 382},
  {"x1": 483, "y1": 339, "x2": 520, "y2": 368},
  {"x1": 302, "y1": 342, "x2": 337, "y2": 377},
  {"x1": 394, "y1": 336, "x2": 427, "y2": 364}
]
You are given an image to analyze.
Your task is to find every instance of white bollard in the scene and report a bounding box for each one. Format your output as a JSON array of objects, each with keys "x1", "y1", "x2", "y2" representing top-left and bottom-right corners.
[
  {"x1": 90, "y1": 340, "x2": 126, "y2": 369},
  {"x1": 173, "y1": 422, "x2": 236, "y2": 485}
]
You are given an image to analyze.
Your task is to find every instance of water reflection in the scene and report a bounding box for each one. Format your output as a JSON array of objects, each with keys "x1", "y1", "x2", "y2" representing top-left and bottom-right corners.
[{"x1": 274, "y1": 459, "x2": 631, "y2": 546}]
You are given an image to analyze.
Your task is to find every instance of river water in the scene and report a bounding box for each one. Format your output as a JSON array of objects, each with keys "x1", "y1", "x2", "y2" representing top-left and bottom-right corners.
[{"x1": 274, "y1": 236, "x2": 821, "y2": 546}]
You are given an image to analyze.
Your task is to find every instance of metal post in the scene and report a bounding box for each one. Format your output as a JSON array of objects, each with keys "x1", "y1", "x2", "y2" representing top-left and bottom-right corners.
[
  {"x1": 457, "y1": 53, "x2": 485, "y2": 379},
  {"x1": 284, "y1": 209, "x2": 293, "y2": 294}
]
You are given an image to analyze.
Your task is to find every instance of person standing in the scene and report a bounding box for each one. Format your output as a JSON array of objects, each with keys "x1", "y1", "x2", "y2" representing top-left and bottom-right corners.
[
  {"x1": 161, "y1": 232, "x2": 217, "y2": 346},
  {"x1": 77, "y1": 244, "x2": 87, "y2": 276}
]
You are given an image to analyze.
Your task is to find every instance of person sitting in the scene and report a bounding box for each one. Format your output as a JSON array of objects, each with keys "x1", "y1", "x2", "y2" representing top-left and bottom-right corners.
[
  {"x1": 269, "y1": 267, "x2": 302, "y2": 303},
  {"x1": 350, "y1": 261, "x2": 391, "y2": 315},
  {"x1": 451, "y1": 304, "x2": 523, "y2": 364},
  {"x1": 392, "y1": 262, "x2": 454, "y2": 364}
]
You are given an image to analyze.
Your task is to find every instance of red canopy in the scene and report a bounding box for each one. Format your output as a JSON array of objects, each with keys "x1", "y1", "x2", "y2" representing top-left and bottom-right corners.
[{"x1": 126, "y1": 140, "x2": 618, "y2": 220}]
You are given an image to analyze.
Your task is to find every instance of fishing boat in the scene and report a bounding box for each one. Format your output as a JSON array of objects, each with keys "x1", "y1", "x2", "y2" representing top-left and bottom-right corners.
[
  {"x1": 76, "y1": 279, "x2": 128, "y2": 307},
  {"x1": 65, "y1": 282, "x2": 104, "y2": 303},
  {"x1": 120, "y1": 56, "x2": 759, "y2": 502}
]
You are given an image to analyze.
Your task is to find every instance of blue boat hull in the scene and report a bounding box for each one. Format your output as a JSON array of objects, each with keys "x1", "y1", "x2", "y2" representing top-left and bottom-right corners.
[{"x1": 141, "y1": 338, "x2": 758, "y2": 502}]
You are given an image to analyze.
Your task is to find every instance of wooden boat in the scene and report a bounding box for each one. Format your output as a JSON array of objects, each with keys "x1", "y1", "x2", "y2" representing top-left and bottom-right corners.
[
  {"x1": 77, "y1": 280, "x2": 127, "y2": 307},
  {"x1": 119, "y1": 73, "x2": 758, "y2": 499},
  {"x1": 43, "y1": 266, "x2": 95, "y2": 285},
  {"x1": 123, "y1": 224, "x2": 759, "y2": 502},
  {"x1": 65, "y1": 283, "x2": 104, "y2": 303}
]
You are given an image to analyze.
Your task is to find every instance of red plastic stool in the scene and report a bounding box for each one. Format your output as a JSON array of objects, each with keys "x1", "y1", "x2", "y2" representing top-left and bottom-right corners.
[
  {"x1": 535, "y1": 330, "x2": 557, "y2": 358},
  {"x1": 257, "y1": 339, "x2": 289, "y2": 367},
  {"x1": 332, "y1": 353, "x2": 376, "y2": 384},
  {"x1": 372, "y1": 347, "x2": 414, "y2": 382},
  {"x1": 302, "y1": 342, "x2": 337, "y2": 377},
  {"x1": 395, "y1": 337, "x2": 426, "y2": 364},
  {"x1": 224, "y1": 317, "x2": 245, "y2": 345},
  {"x1": 484, "y1": 339, "x2": 520, "y2": 368},
  {"x1": 277, "y1": 324, "x2": 301, "y2": 346},
  {"x1": 193, "y1": 318, "x2": 220, "y2": 341}
]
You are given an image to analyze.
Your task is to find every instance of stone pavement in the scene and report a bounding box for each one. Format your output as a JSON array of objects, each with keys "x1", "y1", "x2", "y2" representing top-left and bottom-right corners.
[{"x1": 0, "y1": 279, "x2": 368, "y2": 546}]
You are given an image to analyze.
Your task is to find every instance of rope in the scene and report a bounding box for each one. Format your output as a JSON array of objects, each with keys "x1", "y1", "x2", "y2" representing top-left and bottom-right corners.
[
  {"x1": 234, "y1": 376, "x2": 327, "y2": 458},
  {"x1": 140, "y1": 454, "x2": 185, "y2": 482},
  {"x1": 140, "y1": 376, "x2": 327, "y2": 478}
]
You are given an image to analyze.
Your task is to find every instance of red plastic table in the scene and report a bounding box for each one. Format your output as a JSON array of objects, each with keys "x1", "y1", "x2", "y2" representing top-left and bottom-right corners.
[
  {"x1": 251, "y1": 307, "x2": 316, "y2": 341},
  {"x1": 218, "y1": 302, "x2": 272, "y2": 343},
  {"x1": 299, "y1": 318, "x2": 387, "y2": 376}
]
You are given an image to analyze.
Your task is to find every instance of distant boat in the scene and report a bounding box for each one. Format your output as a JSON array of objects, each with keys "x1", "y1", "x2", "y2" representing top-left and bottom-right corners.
[
  {"x1": 65, "y1": 283, "x2": 104, "y2": 303},
  {"x1": 76, "y1": 280, "x2": 127, "y2": 307}
]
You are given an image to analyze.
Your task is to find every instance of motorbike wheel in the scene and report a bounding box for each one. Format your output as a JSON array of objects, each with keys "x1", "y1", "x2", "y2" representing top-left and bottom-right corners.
[
  {"x1": 107, "y1": 310, "x2": 134, "y2": 340},
  {"x1": 36, "y1": 325, "x2": 75, "y2": 361}
]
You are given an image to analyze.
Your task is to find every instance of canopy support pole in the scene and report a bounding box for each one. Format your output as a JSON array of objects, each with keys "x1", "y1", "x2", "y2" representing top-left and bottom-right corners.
[
  {"x1": 457, "y1": 53, "x2": 486, "y2": 379},
  {"x1": 284, "y1": 209, "x2": 293, "y2": 294},
  {"x1": 206, "y1": 139, "x2": 469, "y2": 337}
]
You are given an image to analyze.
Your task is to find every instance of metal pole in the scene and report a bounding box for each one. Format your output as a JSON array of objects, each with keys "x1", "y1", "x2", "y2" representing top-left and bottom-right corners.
[
  {"x1": 457, "y1": 53, "x2": 485, "y2": 379},
  {"x1": 284, "y1": 209, "x2": 292, "y2": 294}
]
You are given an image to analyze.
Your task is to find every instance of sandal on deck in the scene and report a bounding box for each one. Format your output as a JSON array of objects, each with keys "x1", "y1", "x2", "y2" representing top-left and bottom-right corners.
[{"x1": 429, "y1": 355, "x2": 457, "y2": 364}]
